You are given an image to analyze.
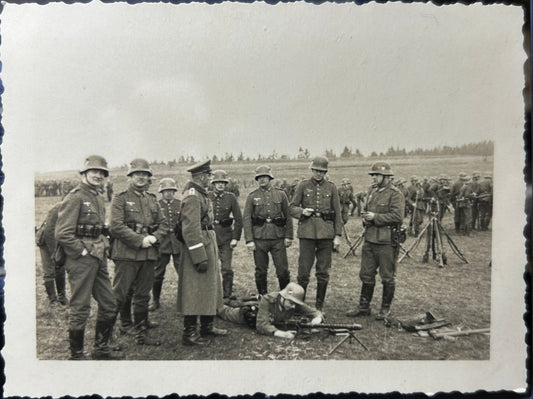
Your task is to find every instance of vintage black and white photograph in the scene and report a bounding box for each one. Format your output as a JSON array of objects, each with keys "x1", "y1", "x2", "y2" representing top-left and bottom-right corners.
[{"x1": 0, "y1": 1, "x2": 528, "y2": 396}]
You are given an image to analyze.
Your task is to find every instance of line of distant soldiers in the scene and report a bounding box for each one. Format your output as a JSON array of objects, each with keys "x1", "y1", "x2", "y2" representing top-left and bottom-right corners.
[{"x1": 35, "y1": 155, "x2": 492, "y2": 359}]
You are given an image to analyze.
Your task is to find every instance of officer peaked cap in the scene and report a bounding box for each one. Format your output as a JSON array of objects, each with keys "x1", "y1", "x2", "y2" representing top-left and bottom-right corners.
[{"x1": 187, "y1": 160, "x2": 212, "y2": 176}]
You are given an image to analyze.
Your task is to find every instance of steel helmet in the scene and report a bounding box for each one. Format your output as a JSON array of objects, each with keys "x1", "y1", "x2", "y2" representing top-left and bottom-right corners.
[
  {"x1": 80, "y1": 155, "x2": 109, "y2": 177},
  {"x1": 211, "y1": 170, "x2": 229, "y2": 184},
  {"x1": 368, "y1": 161, "x2": 394, "y2": 176},
  {"x1": 472, "y1": 171, "x2": 481, "y2": 179},
  {"x1": 255, "y1": 165, "x2": 274, "y2": 180},
  {"x1": 127, "y1": 158, "x2": 152, "y2": 177},
  {"x1": 279, "y1": 282, "x2": 306, "y2": 306},
  {"x1": 438, "y1": 174, "x2": 448, "y2": 181},
  {"x1": 158, "y1": 177, "x2": 178, "y2": 193},
  {"x1": 310, "y1": 156, "x2": 328, "y2": 172}
]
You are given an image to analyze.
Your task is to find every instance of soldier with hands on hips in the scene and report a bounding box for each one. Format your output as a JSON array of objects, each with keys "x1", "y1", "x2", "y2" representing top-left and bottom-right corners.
[
  {"x1": 346, "y1": 161, "x2": 404, "y2": 320},
  {"x1": 243, "y1": 165, "x2": 293, "y2": 295},
  {"x1": 109, "y1": 158, "x2": 168, "y2": 346},
  {"x1": 208, "y1": 170, "x2": 243, "y2": 302},
  {"x1": 55, "y1": 155, "x2": 119, "y2": 360},
  {"x1": 177, "y1": 160, "x2": 227, "y2": 346},
  {"x1": 148, "y1": 177, "x2": 182, "y2": 311},
  {"x1": 289, "y1": 156, "x2": 342, "y2": 311}
]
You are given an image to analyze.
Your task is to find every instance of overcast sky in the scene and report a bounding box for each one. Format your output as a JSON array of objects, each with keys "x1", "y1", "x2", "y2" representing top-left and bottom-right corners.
[{"x1": 0, "y1": 2, "x2": 524, "y2": 172}]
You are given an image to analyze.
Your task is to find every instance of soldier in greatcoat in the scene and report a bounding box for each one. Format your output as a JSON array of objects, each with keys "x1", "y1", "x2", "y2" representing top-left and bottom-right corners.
[
  {"x1": 289, "y1": 156, "x2": 342, "y2": 311},
  {"x1": 148, "y1": 177, "x2": 182, "y2": 311},
  {"x1": 55, "y1": 155, "x2": 118, "y2": 360},
  {"x1": 110, "y1": 158, "x2": 168, "y2": 345},
  {"x1": 177, "y1": 160, "x2": 227, "y2": 346},
  {"x1": 243, "y1": 165, "x2": 293, "y2": 295},
  {"x1": 346, "y1": 161, "x2": 404, "y2": 320},
  {"x1": 208, "y1": 170, "x2": 243, "y2": 301}
]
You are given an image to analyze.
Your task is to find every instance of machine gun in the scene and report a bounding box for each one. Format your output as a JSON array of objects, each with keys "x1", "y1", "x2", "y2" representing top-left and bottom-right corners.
[{"x1": 276, "y1": 318, "x2": 367, "y2": 353}]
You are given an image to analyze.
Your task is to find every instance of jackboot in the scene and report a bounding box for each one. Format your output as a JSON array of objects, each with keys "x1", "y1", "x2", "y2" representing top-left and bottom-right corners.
[
  {"x1": 68, "y1": 329, "x2": 86, "y2": 360},
  {"x1": 182, "y1": 315, "x2": 210, "y2": 346},
  {"x1": 255, "y1": 278, "x2": 268, "y2": 296},
  {"x1": 119, "y1": 295, "x2": 133, "y2": 336},
  {"x1": 134, "y1": 311, "x2": 161, "y2": 346},
  {"x1": 92, "y1": 318, "x2": 123, "y2": 360},
  {"x1": 278, "y1": 276, "x2": 290, "y2": 291},
  {"x1": 44, "y1": 280, "x2": 58, "y2": 304},
  {"x1": 148, "y1": 280, "x2": 163, "y2": 311},
  {"x1": 223, "y1": 276, "x2": 236, "y2": 300},
  {"x1": 55, "y1": 274, "x2": 68, "y2": 306},
  {"x1": 315, "y1": 281, "x2": 328, "y2": 311},
  {"x1": 345, "y1": 283, "x2": 375, "y2": 317},
  {"x1": 375, "y1": 283, "x2": 395, "y2": 320},
  {"x1": 200, "y1": 315, "x2": 228, "y2": 337}
]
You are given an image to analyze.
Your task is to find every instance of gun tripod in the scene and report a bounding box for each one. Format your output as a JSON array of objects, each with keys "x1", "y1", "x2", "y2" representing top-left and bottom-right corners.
[
  {"x1": 327, "y1": 329, "x2": 368, "y2": 355},
  {"x1": 343, "y1": 228, "x2": 408, "y2": 258},
  {"x1": 399, "y1": 212, "x2": 468, "y2": 267}
]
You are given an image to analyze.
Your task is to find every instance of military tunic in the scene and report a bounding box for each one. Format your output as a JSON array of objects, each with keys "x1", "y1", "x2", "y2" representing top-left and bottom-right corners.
[
  {"x1": 450, "y1": 178, "x2": 464, "y2": 230},
  {"x1": 338, "y1": 186, "x2": 357, "y2": 224},
  {"x1": 477, "y1": 179, "x2": 493, "y2": 230},
  {"x1": 110, "y1": 186, "x2": 168, "y2": 314},
  {"x1": 457, "y1": 183, "x2": 474, "y2": 235},
  {"x1": 208, "y1": 190, "x2": 243, "y2": 282},
  {"x1": 55, "y1": 183, "x2": 116, "y2": 330},
  {"x1": 37, "y1": 202, "x2": 65, "y2": 283},
  {"x1": 177, "y1": 182, "x2": 224, "y2": 315},
  {"x1": 154, "y1": 198, "x2": 182, "y2": 283},
  {"x1": 360, "y1": 182, "x2": 404, "y2": 286},
  {"x1": 406, "y1": 184, "x2": 425, "y2": 235},
  {"x1": 289, "y1": 178, "x2": 342, "y2": 297},
  {"x1": 243, "y1": 185, "x2": 293, "y2": 293}
]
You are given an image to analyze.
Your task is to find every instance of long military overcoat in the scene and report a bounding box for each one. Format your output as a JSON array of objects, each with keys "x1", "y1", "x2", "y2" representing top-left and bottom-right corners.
[{"x1": 177, "y1": 181, "x2": 223, "y2": 315}]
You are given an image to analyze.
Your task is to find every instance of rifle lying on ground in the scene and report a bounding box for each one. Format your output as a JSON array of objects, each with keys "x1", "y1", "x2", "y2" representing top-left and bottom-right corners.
[{"x1": 276, "y1": 319, "x2": 367, "y2": 353}]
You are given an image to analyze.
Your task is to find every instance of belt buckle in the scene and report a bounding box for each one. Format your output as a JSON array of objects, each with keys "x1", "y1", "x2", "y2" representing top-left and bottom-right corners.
[{"x1": 315, "y1": 212, "x2": 322, "y2": 217}]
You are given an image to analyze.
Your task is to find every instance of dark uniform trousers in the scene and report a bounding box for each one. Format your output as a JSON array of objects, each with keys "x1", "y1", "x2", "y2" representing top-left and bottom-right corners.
[
  {"x1": 253, "y1": 239, "x2": 290, "y2": 284},
  {"x1": 113, "y1": 260, "x2": 155, "y2": 314},
  {"x1": 40, "y1": 246, "x2": 66, "y2": 284},
  {"x1": 154, "y1": 253, "x2": 180, "y2": 283},
  {"x1": 217, "y1": 242, "x2": 234, "y2": 281},
  {"x1": 360, "y1": 242, "x2": 396, "y2": 285},
  {"x1": 297, "y1": 239, "x2": 332, "y2": 288}
]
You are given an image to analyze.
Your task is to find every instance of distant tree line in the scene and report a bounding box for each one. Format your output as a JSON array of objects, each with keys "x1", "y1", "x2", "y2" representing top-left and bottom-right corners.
[{"x1": 118, "y1": 140, "x2": 493, "y2": 168}]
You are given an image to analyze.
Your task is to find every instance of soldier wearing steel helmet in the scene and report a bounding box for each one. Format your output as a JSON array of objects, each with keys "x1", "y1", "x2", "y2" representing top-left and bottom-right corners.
[
  {"x1": 177, "y1": 160, "x2": 227, "y2": 346},
  {"x1": 346, "y1": 161, "x2": 404, "y2": 320},
  {"x1": 450, "y1": 172, "x2": 467, "y2": 232},
  {"x1": 338, "y1": 178, "x2": 357, "y2": 224},
  {"x1": 406, "y1": 176, "x2": 426, "y2": 236},
  {"x1": 243, "y1": 165, "x2": 293, "y2": 295},
  {"x1": 148, "y1": 177, "x2": 182, "y2": 312},
  {"x1": 208, "y1": 170, "x2": 243, "y2": 302},
  {"x1": 456, "y1": 175, "x2": 475, "y2": 236},
  {"x1": 109, "y1": 158, "x2": 168, "y2": 346},
  {"x1": 477, "y1": 173, "x2": 493, "y2": 230},
  {"x1": 55, "y1": 155, "x2": 118, "y2": 359},
  {"x1": 289, "y1": 156, "x2": 342, "y2": 311},
  {"x1": 470, "y1": 171, "x2": 482, "y2": 230}
]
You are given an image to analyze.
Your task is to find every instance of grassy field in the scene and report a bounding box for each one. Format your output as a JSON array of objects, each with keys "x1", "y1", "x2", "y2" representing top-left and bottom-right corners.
[{"x1": 34, "y1": 155, "x2": 492, "y2": 360}]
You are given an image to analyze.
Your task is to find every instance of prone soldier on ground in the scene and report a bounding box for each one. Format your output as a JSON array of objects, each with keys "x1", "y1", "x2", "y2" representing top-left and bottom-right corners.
[
  {"x1": 217, "y1": 282, "x2": 324, "y2": 339},
  {"x1": 149, "y1": 177, "x2": 182, "y2": 312},
  {"x1": 243, "y1": 165, "x2": 293, "y2": 295},
  {"x1": 289, "y1": 156, "x2": 342, "y2": 311},
  {"x1": 208, "y1": 170, "x2": 243, "y2": 302},
  {"x1": 55, "y1": 155, "x2": 119, "y2": 360},
  {"x1": 346, "y1": 161, "x2": 404, "y2": 321}
]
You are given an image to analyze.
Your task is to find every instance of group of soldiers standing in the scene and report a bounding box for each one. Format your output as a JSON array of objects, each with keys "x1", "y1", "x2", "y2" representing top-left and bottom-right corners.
[{"x1": 35, "y1": 154, "x2": 492, "y2": 359}]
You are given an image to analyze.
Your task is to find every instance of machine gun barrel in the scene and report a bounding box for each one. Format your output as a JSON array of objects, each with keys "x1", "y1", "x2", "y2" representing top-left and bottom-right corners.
[{"x1": 278, "y1": 320, "x2": 363, "y2": 331}]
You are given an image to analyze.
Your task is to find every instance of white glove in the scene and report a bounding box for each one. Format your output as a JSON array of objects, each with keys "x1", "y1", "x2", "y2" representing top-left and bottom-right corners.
[
  {"x1": 246, "y1": 241, "x2": 256, "y2": 252},
  {"x1": 230, "y1": 239, "x2": 238, "y2": 249},
  {"x1": 274, "y1": 330, "x2": 296, "y2": 339},
  {"x1": 141, "y1": 235, "x2": 156, "y2": 248},
  {"x1": 81, "y1": 248, "x2": 88, "y2": 257},
  {"x1": 310, "y1": 316, "x2": 323, "y2": 326},
  {"x1": 302, "y1": 208, "x2": 314, "y2": 217},
  {"x1": 333, "y1": 236, "x2": 341, "y2": 251}
]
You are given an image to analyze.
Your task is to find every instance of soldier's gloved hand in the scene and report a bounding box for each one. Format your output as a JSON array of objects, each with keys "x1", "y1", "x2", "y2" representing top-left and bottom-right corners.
[
  {"x1": 362, "y1": 211, "x2": 375, "y2": 221},
  {"x1": 310, "y1": 315, "x2": 323, "y2": 325},
  {"x1": 194, "y1": 261, "x2": 208, "y2": 273},
  {"x1": 230, "y1": 239, "x2": 238, "y2": 249},
  {"x1": 246, "y1": 241, "x2": 256, "y2": 252},
  {"x1": 274, "y1": 330, "x2": 296, "y2": 339},
  {"x1": 302, "y1": 208, "x2": 314, "y2": 217},
  {"x1": 333, "y1": 236, "x2": 341, "y2": 251},
  {"x1": 141, "y1": 235, "x2": 156, "y2": 248},
  {"x1": 284, "y1": 239, "x2": 292, "y2": 248},
  {"x1": 81, "y1": 248, "x2": 88, "y2": 257}
]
